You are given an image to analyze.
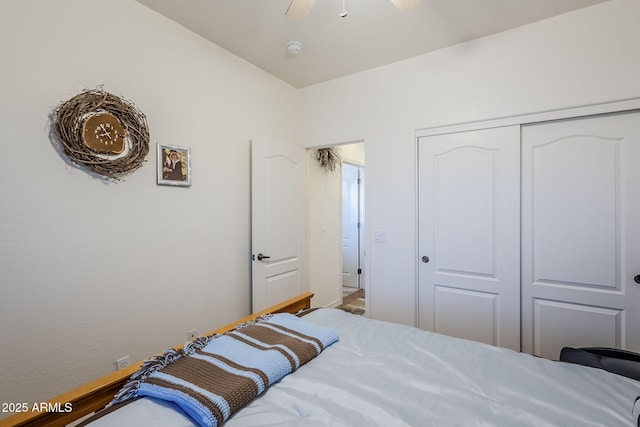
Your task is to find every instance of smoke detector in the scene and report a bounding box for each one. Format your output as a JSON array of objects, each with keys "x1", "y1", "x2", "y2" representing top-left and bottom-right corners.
[{"x1": 286, "y1": 41, "x2": 303, "y2": 56}]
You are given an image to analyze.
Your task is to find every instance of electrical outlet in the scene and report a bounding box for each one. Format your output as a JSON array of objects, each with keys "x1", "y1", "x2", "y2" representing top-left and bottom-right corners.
[
  {"x1": 187, "y1": 329, "x2": 197, "y2": 341},
  {"x1": 116, "y1": 355, "x2": 130, "y2": 371}
]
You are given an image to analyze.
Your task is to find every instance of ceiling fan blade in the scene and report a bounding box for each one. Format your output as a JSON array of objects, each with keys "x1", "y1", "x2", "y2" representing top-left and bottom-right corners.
[
  {"x1": 285, "y1": 0, "x2": 317, "y2": 19},
  {"x1": 389, "y1": 0, "x2": 419, "y2": 12}
]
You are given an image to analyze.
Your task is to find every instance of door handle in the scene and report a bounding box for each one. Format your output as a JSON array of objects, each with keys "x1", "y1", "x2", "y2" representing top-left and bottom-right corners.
[
  {"x1": 634, "y1": 275, "x2": 640, "y2": 284},
  {"x1": 421, "y1": 256, "x2": 430, "y2": 263},
  {"x1": 257, "y1": 253, "x2": 271, "y2": 261}
]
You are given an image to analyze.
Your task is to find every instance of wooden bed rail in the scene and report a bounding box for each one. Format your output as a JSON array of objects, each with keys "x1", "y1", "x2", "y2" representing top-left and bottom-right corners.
[{"x1": 1, "y1": 292, "x2": 314, "y2": 427}]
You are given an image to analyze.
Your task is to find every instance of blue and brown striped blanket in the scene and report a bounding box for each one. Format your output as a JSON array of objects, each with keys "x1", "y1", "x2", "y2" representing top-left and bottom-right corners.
[{"x1": 111, "y1": 313, "x2": 339, "y2": 427}]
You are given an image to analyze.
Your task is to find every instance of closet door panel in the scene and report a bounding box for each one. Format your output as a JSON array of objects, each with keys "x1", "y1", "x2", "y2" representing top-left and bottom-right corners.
[
  {"x1": 434, "y1": 286, "x2": 497, "y2": 345},
  {"x1": 418, "y1": 126, "x2": 520, "y2": 351},
  {"x1": 434, "y1": 148, "x2": 496, "y2": 276},
  {"x1": 522, "y1": 112, "x2": 640, "y2": 359},
  {"x1": 532, "y1": 299, "x2": 622, "y2": 357},
  {"x1": 528, "y1": 135, "x2": 617, "y2": 288}
]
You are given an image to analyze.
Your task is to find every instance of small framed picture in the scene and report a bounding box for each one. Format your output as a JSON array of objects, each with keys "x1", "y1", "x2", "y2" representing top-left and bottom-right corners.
[{"x1": 157, "y1": 143, "x2": 191, "y2": 186}]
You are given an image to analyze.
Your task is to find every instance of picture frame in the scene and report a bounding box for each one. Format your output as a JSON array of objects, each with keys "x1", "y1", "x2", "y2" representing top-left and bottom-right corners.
[{"x1": 157, "y1": 143, "x2": 191, "y2": 186}]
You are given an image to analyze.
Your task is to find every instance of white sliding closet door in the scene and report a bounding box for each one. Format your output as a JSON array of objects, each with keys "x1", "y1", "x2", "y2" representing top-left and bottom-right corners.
[
  {"x1": 521, "y1": 111, "x2": 640, "y2": 359},
  {"x1": 418, "y1": 126, "x2": 521, "y2": 351}
]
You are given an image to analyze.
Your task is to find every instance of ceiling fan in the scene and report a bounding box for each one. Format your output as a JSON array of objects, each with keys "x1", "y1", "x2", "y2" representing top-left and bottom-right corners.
[{"x1": 285, "y1": 0, "x2": 419, "y2": 19}]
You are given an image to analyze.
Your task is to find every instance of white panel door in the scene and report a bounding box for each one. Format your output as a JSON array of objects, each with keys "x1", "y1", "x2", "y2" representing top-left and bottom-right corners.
[
  {"x1": 522, "y1": 112, "x2": 640, "y2": 359},
  {"x1": 251, "y1": 136, "x2": 307, "y2": 312},
  {"x1": 418, "y1": 126, "x2": 520, "y2": 350},
  {"x1": 342, "y1": 163, "x2": 360, "y2": 288}
]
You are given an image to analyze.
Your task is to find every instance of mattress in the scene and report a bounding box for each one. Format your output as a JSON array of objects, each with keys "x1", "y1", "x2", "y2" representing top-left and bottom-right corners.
[{"x1": 84, "y1": 308, "x2": 640, "y2": 426}]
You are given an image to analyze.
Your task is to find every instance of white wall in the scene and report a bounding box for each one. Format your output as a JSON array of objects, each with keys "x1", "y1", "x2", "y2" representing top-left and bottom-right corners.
[
  {"x1": 0, "y1": 0, "x2": 299, "y2": 413},
  {"x1": 298, "y1": 0, "x2": 640, "y2": 325}
]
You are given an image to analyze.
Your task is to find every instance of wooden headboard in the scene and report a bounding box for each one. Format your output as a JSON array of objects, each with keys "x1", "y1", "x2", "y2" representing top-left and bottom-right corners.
[{"x1": 1, "y1": 292, "x2": 314, "y2": 427}]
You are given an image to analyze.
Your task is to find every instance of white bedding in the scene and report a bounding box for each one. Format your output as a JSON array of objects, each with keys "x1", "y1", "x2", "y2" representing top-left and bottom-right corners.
[{"x1": 86, "y1": 308, "x2": 640, "y2": 426}]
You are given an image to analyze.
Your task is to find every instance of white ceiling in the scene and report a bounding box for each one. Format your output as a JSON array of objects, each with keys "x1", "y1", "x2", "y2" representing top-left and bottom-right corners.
[{"x1": 136, "y1": 0, "x2": 607, "y2": 89}]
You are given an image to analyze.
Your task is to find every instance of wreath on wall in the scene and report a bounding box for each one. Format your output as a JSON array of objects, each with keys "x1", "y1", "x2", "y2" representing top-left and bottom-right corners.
[
  {"x1": 316, "y1": 147, "x2": 342, "y2": 173},
  {"x1": 53, "y1": 87, "x2": 150, "y2": 180}
]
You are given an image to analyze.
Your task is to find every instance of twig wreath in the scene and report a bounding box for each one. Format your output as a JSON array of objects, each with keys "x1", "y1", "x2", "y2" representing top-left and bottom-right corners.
[
  {"x1": 54, "y1": 87, "x2": 150, "y2": 180},
  {"x1": 316, "y1": 147, "x2": 342, "y2": 172}
]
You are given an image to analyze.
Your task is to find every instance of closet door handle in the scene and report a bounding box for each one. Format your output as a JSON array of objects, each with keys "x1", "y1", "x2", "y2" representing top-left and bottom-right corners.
[
  {"x1": 421, "y1": 256, "x2": 430, "y2": 264},
  {"x1": 634, "y1": 275, "x2": 640, "y2": 284},
  {"x1": 257, "y1": 253, "x2": 271, "y2": 261}
]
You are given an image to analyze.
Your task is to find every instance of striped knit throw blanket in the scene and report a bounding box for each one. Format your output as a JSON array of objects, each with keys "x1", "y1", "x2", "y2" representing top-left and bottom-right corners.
[{"x1": 111, "y1": 313, "x2": 339, "y2": 427}]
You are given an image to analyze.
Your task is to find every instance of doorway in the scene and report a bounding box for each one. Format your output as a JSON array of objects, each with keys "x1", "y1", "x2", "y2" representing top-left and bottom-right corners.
[
  {"x1": 306, "y1": 141, "x2": 365, "y2": 312},
  {"x1": 342, "y1": 162, "x2": 363, "y2": 290},
  {"x1": 337, "y1": 143, "x2": 365, "y2": 314}
]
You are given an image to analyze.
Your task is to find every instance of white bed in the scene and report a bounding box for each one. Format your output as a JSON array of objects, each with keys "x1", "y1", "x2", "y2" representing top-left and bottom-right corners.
[{"x1": 81, "y1": 308, "x2": 640, "y2": 427}]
